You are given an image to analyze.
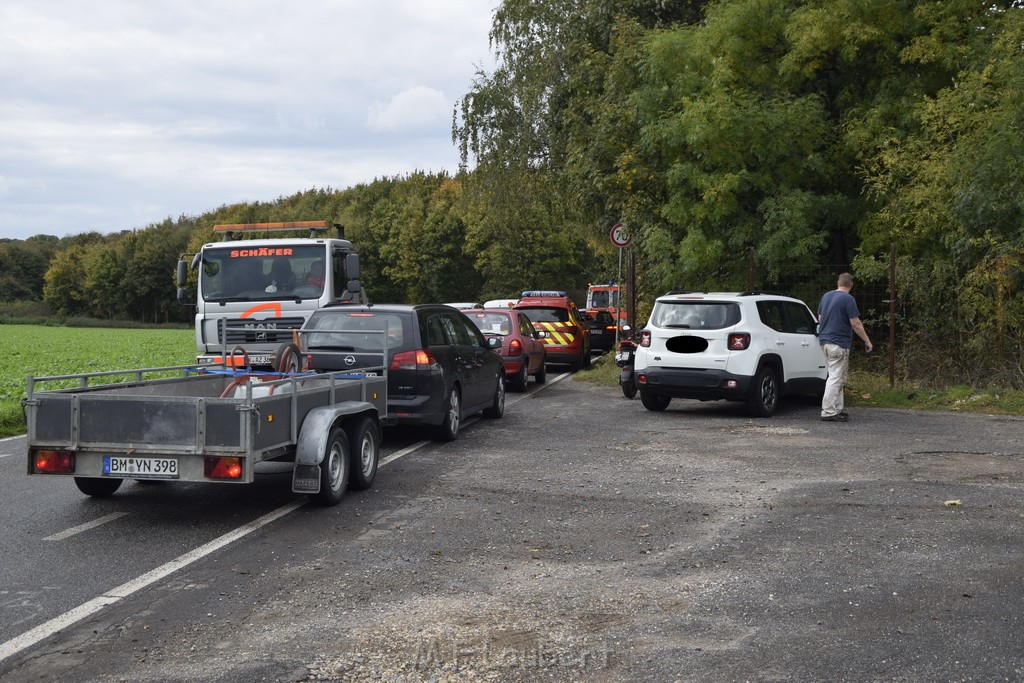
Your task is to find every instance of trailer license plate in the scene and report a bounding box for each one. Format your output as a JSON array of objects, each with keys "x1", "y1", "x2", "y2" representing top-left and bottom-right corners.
[{"x1": 103, "y1": 456, "x2": 179, "y2": 479}]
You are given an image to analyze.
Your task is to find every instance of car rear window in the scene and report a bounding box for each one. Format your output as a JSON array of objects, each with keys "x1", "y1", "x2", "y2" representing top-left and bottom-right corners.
[
  {"x1": 518, "y1": 306, "x2": 569, "y2": 324},
  {"x1": 305, "y1": 311, "x2": 411, "y2": 351},
  {"x1": 468, "y1": 312, "x2": 513, "y2": 335},
  {"x1": 650, "y1": 301, "x2": 739, "y2": 329}
]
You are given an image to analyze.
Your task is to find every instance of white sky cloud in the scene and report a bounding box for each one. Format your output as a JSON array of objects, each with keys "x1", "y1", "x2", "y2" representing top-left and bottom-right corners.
[
  {"x1": 0, "y1": 0, "x2": 498, "y2": 240},
  {"x1": 367, "y1": 87, "x2": 453, "y2": 132}
]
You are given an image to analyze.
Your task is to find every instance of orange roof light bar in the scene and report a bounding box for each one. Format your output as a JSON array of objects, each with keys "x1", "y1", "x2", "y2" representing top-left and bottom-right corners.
[{"x1": 213, "y1": 221, "x2": 330, "y2": 233}]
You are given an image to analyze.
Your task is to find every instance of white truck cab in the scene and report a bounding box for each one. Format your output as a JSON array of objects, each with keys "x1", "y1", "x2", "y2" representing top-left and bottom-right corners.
[{"x1": 177, "y1": 221, "x2": 366, "y2": 367}]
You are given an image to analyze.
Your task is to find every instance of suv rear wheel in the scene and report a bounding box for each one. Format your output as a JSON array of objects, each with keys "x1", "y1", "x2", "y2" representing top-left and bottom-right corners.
[
  {"x1": 640, "y1": 389, "x2": 671, "y2": 412},
  {"x1": 746, "y1": 366, "x2": 779, "y2": 417}
]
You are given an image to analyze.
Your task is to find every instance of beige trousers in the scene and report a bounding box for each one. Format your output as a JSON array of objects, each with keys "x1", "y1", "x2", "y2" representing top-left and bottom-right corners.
[{"x1": 821, "y1": 343, "x2": 849, "y2": 417}]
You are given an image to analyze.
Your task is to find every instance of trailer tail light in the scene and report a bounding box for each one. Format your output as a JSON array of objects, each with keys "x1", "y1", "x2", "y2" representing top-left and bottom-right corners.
[
  {"x1": 391, "y1": 349, "x2": 435, "y2": 371},
  {"x1": 640, "y1": 330, "x2": 651, "y2": 347},
  {"x1": 205, "y1": 456, "x2": 242, "y2": 479},
  {"x1": 34, "y1": 449, "x2": 75, "y2": 473},
  {"x1": 728, "y1": 333, "x2": 751, "y2": 350},
  {"x1": 509, "y1": 338, "x2": 522, "y2": 355}
]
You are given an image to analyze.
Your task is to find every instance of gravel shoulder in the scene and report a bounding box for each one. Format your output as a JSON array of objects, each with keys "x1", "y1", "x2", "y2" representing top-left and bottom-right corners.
[{"x1": 6, "y1": 379, "x2": 1024, "y2": 682}]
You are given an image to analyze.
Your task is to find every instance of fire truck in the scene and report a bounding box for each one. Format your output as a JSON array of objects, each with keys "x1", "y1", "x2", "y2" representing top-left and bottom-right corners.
[
  {"x1": 585, "y1": 282, "x2": 626, "y2": 324},
  {"x1": 176, "y1": 221, "x2": 366, "y2": 367}
]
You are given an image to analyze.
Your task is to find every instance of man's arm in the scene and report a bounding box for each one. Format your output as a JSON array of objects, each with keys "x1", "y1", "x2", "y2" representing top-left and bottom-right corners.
[{"x1": 850, "y1": 317, "x2": 873, "y2": 352}]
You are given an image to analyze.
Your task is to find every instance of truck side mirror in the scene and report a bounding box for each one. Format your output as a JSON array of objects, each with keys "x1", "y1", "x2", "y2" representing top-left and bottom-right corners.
[
  {"x1": 345, "y1": 253, "x2": 360, "y2": 280},
  {"x1": 176, "y1": 259, "x2": 194, "y2": 305},
  {"x1": 345, "y1": 253, "x2": 362, "y2": 295}
]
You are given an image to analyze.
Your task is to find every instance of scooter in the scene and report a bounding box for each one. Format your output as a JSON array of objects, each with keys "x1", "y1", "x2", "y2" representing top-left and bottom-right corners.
[{"x1": 615, "y1": 329, "x2": 638, "y2": 399}]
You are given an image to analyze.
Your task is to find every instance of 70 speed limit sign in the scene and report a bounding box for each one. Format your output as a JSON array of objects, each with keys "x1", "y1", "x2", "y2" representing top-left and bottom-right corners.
[{"x1": 609, "y1": 223, "x2": 631, "y2": 247}]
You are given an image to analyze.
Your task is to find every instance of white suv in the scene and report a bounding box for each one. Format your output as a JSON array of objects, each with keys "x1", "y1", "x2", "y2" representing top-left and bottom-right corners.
[{"x1": 633, "y1": 291, "x2": 827, "y2": 416}]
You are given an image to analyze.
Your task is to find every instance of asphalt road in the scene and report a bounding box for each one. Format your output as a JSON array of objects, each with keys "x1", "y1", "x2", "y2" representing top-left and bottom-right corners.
[{"x1": 1, "y1": 376, "x2": 1023, "y2": 682}]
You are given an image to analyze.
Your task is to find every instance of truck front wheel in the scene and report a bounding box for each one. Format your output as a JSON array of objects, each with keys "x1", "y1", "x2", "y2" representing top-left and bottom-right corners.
[
  {"x1": 310, "y1": 426, "x2": 350, "y2": 506},
  {"x1": 74, "y1": 477, "x2": 122, "y2": 497}
]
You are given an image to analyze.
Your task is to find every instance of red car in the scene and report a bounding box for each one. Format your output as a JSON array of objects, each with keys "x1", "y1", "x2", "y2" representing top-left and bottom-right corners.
[{"x1": 467, "y1": 308, "x2": 547, "y2": 391}]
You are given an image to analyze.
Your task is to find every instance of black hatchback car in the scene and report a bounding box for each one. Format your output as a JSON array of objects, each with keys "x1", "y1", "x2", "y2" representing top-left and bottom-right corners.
[{"x1": 302, "y1": 304, "x2": 505, "y2": 441}]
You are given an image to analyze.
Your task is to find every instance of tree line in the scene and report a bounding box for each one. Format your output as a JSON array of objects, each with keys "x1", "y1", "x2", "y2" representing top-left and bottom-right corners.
[{"x1": 2, "y1": 0, "x2": 1022, "y2": 384}]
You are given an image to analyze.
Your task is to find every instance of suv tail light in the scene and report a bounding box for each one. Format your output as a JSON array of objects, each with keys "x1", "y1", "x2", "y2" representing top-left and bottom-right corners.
[
  {"x1": 509, "y1": 338, "x2": 522, "y2": 355},
  {"x1": 391, "y1": 349, "x2": 436, "y2": 371},
  {"x1": 728, "y1": 332, "x2": 751, "y2": 350},
  {"x1": 640, "y1": 330, "x2": 651, "y2": 347}
]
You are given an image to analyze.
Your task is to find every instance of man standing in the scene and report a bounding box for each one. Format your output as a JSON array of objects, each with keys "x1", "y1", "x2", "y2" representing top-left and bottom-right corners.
[{"x1": 818, "y1": 272, "x2": 872, "y2": 422}]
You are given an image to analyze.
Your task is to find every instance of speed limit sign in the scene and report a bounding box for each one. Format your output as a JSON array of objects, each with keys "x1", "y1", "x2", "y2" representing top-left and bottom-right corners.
[{"x1": 610, "y1": 223, "x2": 631, "y2": 247}]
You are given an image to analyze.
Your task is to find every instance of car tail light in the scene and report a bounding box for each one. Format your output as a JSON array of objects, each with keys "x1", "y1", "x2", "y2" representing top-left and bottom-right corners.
[
  {"x1": 391, "y1": 349, "x2": 436, "y2": 371},
  {"x1": 205, "y1": 456, "x2": 242, "y2": 479},
  {"x1": 605, "y1": 325, "x2": 616, "y2": 331},
  {"x1": 34, "y1": 449, "x2": 75, "y2": 473},
  {"x1": 728, "y1": 333, "x2": 751, "y2": 350},
  {"x1": 640, "y1": 330, "x2": 651, "y2": 347},
  {"x1": 509, "y1": 338, "x2": 522, "y2": 355}
]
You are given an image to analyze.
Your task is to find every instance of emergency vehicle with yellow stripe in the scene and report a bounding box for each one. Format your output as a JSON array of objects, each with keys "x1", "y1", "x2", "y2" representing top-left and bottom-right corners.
[
  {"x1": 513, "y1": 291, "x2": 592, "y2": 371},
  {"x1": 176, "y1": 221, "x2": 367, "y2": 368}
]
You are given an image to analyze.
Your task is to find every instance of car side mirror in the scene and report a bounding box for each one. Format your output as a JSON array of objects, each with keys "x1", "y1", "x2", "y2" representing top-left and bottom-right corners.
[
  {"x1": 534, "y1": 330, "x2": 547, "y2": 339},
  {"x1": 486, "y1": 337, "x2": 501, "y2": 349}
]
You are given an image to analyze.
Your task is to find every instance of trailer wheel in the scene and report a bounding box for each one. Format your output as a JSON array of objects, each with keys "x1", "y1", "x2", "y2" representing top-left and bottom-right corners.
[
  {"x1": 347, "y1": 416, "x2": 380, "y2": 491},
  {"x1": 310, "y1": 426, "x2": 350, "y2": 506},
  {"x1": 74, "y1": 477, "x2": 122, "y2": 497}
]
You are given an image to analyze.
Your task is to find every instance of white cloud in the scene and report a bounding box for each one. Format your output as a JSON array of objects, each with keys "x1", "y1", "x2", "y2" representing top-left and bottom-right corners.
[
  {"x1": 366, "y1": 87, "x2": 453, "y2": 133},
  {"x1": 0, "y1": 0, "x2": 498, "y2": 240}
]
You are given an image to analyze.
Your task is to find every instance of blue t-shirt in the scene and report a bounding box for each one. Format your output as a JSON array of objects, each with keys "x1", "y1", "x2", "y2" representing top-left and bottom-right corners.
[{"x1": 817, "y1": 290, "x2": 859, "y2": 349}]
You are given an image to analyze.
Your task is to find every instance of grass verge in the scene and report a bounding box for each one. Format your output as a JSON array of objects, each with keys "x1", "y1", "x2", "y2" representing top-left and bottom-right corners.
[{"x1": 575, "y1": 352, "x2": 1024, "y2": 416}]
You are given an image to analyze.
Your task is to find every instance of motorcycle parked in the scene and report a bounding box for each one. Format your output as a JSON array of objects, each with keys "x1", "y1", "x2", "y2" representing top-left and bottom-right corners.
[{"x1": 615, "y1": 329, "x2": 638, "y2": 399}]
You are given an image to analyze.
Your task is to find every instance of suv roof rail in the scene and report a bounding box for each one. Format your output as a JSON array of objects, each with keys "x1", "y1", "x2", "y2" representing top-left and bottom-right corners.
[
  {"x1": 663, "y1": 289, "x2": 706, "y2": 296},
  {"x1": 738, "y1": 290, "x2": 793, "y2": 297}
]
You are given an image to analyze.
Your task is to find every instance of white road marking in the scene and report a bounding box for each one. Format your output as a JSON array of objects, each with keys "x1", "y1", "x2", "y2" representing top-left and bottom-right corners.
[
  {"x1": 43, "y1": 513, "x2": 129, "y2": 542},
  {"x1": 0, "y1": 370, "x2": 575, "y2": 664},
  {"x1": 0, "y1": 500, "x2": 304, "y2": 665}
]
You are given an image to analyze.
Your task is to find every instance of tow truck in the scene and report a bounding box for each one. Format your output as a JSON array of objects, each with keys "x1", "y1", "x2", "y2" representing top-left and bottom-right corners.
[{"x1": 176, "y1": 221, "x2": 366, "y2": 368}]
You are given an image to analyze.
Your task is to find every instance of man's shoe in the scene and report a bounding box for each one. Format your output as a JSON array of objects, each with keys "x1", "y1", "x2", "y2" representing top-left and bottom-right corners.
[
  {"x1": 821, "y1": 413, "x2": 849, "y2": 422},
  {"x1": 839, "y1": 410, "x2": 849, "y2": 417}
]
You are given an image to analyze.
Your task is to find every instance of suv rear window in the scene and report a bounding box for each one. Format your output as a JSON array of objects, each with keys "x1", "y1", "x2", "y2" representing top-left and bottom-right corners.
[
  {"x1": 518, "y1": 307, "x2": 569, "y2": 324},
  {"x1": 306, "y1": 311, "x2": 410, "y2": 351},
  {"x1": 650, "y1": 301, "x2": 740, "y2": 330}
]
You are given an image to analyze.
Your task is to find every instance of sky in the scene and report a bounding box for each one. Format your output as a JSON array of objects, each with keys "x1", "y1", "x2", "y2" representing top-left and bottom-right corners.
[{"x1": 0, "y1": 1, "x2": 499, "y2": 241}]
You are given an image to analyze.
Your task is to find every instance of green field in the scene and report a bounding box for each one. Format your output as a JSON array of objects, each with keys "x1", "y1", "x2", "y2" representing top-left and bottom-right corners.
[{"x1": 0, "y1": 325, "x2": 195, "y2": 437}]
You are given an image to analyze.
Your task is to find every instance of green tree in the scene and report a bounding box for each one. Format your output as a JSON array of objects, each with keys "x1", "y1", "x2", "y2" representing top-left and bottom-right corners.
[{"x1": 43, "y1": 246, "x2": 91, "y2": 316}]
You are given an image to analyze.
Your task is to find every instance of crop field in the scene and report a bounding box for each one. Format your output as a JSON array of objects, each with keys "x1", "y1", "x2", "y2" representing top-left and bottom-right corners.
[{"x1": 0, "y1": 325, "x2": 195, "y2": 437}]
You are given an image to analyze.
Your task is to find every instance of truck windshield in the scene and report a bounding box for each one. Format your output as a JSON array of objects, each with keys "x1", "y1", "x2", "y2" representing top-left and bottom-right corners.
[
  {"x1": 200, "y1": 245, "x2": 328, "y2": 302},
  {"x1": 588, "y1": 289, "x2": 617, "y2": 309}
]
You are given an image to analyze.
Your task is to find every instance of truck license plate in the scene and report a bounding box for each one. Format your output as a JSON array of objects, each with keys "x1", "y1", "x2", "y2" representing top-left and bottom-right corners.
[{"x1": 103, "y1": 456, "x2": 179, "y2": 479}]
